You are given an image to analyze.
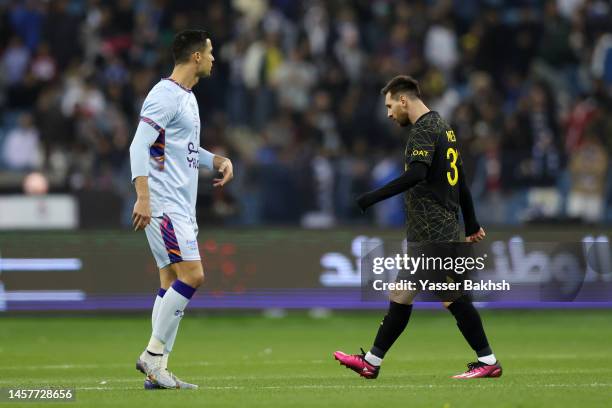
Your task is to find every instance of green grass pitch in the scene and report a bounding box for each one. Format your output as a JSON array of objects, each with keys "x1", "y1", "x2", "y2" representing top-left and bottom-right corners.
[{"x1": 1, "y1": 310, "x2": 611, "y2": 407}]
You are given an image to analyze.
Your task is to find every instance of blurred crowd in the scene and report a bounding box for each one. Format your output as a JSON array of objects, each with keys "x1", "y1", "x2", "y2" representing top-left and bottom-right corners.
[{"x1": 1, "y1": 0, "x2": 612, "y2": 227}]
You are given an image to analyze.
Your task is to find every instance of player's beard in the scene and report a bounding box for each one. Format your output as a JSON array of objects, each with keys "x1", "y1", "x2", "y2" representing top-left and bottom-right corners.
[
  {"x1": 197, "y1": 63, "x2": 212, "y2": 78},
  {"x1": 396, "y1": 113, "x2": 410, "y2": 127}
]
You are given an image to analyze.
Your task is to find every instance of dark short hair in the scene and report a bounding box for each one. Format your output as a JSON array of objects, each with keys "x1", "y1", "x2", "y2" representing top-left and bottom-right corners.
[
  {"x1": 381, "y1": 75, "x2": 421, "y2": 99},
  {"x1": 172, "y1": 29, "x2": 210, "y2": 64}
]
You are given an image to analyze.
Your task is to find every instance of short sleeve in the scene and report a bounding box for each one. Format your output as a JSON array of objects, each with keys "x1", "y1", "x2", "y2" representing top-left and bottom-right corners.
[
  {"x1": 139, "y1": 87, "x2": 178, "y2": 132},
  {"x1": 407, "y1": 128, "x2": 436, "y2": 167}
]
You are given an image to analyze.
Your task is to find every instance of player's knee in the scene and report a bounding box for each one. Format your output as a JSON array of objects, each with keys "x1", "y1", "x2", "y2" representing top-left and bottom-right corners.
[
  {"x1": 444, "y1": 295, "x2": 469, "y2": 308},
  {"x1": 174, "y1": 261, "x2": 205, "y2": 288},
  {"x1": 389, "y1": 290, "x2": 413, "y2": 305},
  {"x1": 190, "y1": 269, "x2": 205, "y2": 288},
  {"x1": 181, "y1": 265, "x2": 204, "y2": 288}
]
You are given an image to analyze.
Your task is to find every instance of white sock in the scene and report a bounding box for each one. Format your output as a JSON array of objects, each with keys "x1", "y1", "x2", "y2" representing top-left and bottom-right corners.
[
  {"x1": 151, "y1": 294, "x2": 163, "y2": 329},
  {"x1": 147, "y1": 335, "x2": 164, "y2": 355},
  {"x1": 164, "y1": 323, "x2": 179, "y2": 354},
  {"x1": 478, "y1": 354, "x2": 496, "y2": 365},
  {"x1": 365, "y1": 351, "x2": 382, "y2": 366},
  {"x1": 151, "y1": 289, "x2": 178, "y2": 357},
  {"x1": 147, "y1": 291, "x2": 166, "y2": 355},
  {"x1": 162, "y1": 353, "x2": 169, "y2": 370},
  {"x1": 152, "y1": 281, "x2": 194, "y2": 345}
]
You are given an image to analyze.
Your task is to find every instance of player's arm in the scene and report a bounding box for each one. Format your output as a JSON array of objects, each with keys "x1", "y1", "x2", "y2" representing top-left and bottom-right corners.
[
  {"x1": 198, "y1": 147, "x2": 234, "y2": 187},
  {"x1": 129, "y1": 120, "x2": 160, "y2": 231},
  {"x1": 458, "y1": 164, "x2": 485, "y2": 242},
  {"x1": 356, "y1": 162, "x2": 428, "y2": 212},
  {"x1": 357, "y1": 126, "x2": 436, "y2": 212},
  {"x1": 130, "y1": 88, "x2": 176, "y2": 231},
  {"x1": 132, "y1": 176, "x2": 151, "y2": 231}
]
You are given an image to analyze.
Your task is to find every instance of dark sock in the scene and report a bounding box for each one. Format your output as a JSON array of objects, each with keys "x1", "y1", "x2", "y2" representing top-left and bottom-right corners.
[
  {"x1": 447, "y1": 296, "x2": 492, "y2": 358},
  {"x1": 370, "y1": 302, "x2": 413, "y2": 359}
]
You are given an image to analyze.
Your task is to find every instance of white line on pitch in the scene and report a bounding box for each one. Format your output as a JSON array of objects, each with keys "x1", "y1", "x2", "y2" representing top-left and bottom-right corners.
[{"x1": 75, "y1": 383, "x2": 612, "y2": 391}]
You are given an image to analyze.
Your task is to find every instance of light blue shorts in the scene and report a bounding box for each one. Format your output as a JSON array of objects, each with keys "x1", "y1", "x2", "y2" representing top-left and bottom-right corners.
[{"x1": 144, "y1": 212, "x2": 200, "y2": 269}]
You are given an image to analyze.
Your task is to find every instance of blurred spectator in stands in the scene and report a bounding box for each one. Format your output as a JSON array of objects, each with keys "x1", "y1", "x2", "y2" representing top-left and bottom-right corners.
[
  {"x1": 273, "y1": 45, "x2": 317, "y2": 113},
  {"x1": 370, "y1": 153, "x2": 404, "y2": 227},
  {"x1": 537, "y1": 0, "x2": 576, "y2": 69},
  {"x1": 221, "y1": 34, "x2": 250, "y2": 125},
  {"x1": 243, "y1": 31, "x2": 283, "y2": 129},
  {"x1": 2, "y1": 113, "x2": 42, "y2": 170},
  {"x1": 8, "y1": 0, "x2": 44, "y2": 52},
  {"x1": 1, "y1": 36, "x2": 30, "y2": 85},
  {"x1": 30, "y1": 42, "x2": 56, "y2": 83},
  {"x1": 334, "y1": 16, "x2": 364, "y2": 83},
  {"x1": 0, "y1": 0, "x2": 611, "y2": 226},
  {"x1": 43, "y1": 0, "x2": 81, "y2": 70},
  {"x1": 591, "y1": 32, "x2": 612, "y2": 87},
  {"x1": 567, "y1": 132, "x2": 608, "y2": 222},
  {"x1": 424, "y1": 17, "x2": 458, "y2": 80}
]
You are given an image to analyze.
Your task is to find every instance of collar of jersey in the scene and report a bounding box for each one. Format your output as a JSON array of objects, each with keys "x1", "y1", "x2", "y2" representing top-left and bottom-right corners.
[
  {"x1": 414, "y1": 110, "x2": 436, "y2": 124},
  {"x1": 162, "y1": 77, "x2": 192, "y2": 93}
]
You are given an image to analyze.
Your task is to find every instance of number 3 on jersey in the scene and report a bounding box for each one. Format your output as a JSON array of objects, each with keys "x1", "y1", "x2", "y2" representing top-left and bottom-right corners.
[{"x1": 446, "y1": 147, "x2": 458, "y2": 186}]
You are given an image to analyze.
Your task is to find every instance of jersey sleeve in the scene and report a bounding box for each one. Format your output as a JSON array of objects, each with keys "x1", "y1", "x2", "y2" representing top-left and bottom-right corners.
[
  {"x1": 129, "y1": 122, "x2": 159, "y2": 181},
  {"x1": 458, "y1": 163, "x2": 480, "y2": 236},
  {"x1": 356, "y1": 162, "x2": 428, "y2": 211},
  {"x1": 129, "y1": 87, "x2": 178, "y2": 181},
  {"x1": 407, "y1": 127, "x2": 437, "y2": 167},
  {"x1": 198, "y1": 147, "x2": 215, "y2": 171},
  {"x1": 139, "y1": 87, "x2": 178, "y2": 132}
]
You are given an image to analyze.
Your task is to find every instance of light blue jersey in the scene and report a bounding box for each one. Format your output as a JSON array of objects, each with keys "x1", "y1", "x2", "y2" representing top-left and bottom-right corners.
[{"x1": 130, "y1": 78, "x2": 214, "y2": 218}]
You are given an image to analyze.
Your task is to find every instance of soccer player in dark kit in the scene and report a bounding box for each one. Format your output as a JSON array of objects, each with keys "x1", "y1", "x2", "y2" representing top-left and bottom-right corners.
[{"x1": 333, "y1": 75, "x2": 502, "y2": 379}]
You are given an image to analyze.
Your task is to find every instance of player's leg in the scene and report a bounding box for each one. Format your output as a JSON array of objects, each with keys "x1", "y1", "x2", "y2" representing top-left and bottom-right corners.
[
  {"x1": 142, "y1": 266, "x2": 177, "y2": 389},
  {"x1": 137, "y1": 216, "x2": 178, "y2": 388},
  {"x1": 138, "y1": 213, "x2": 202, "y2": 388},
  {"x1": 152, "y1": 266, "x2": 175, "y2": 329},
  {"x1": 368, "y1": 290, "x2": 415, "y2": 363},
  {"x1": 150, "y1": 266, "x2": 176, "y2": 370},
  {"x1": 152, "y1": 260, "x2": 203, "y2": 346},
  {"x1": 144, "y1": 261, "x2": 201, "y2": 389},
  {"x1": 140, "y1": 260, "x2": 202, "y2": 388},
  {"x1": 334, "y1": 289, "x2": 416, "y2": 379},
  {"x1": 152, "y1": 219, "x2": 199, "y2": 366},
  {"x1": 158, "y1": 218, "x2": 203, "y2": 390},
  {"x1": 444, "y1": 297, "x2": 502, "y2": 378},
  {"x1": 149, "y1": 212, "x2": 202, "y2": 347}
]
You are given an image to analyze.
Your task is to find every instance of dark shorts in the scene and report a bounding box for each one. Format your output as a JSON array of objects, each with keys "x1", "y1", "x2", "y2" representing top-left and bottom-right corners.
[
  {"x1": 405, "y1": 197, "x2": 460, "y2": 242},
  {"x1": 394, "y1": 241, "x2": 468, "y2": 303}
]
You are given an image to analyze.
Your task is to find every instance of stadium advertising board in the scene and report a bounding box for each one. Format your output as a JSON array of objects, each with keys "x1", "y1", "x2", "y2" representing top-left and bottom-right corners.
[{"x1": 0, "y1": 228, "x2": 610, "y2": 312}]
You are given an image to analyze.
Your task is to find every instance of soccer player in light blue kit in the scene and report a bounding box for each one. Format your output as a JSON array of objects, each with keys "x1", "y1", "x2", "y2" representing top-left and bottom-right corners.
[{"x1": 129, "y1": 30, "x2": 233, "y2": 389}]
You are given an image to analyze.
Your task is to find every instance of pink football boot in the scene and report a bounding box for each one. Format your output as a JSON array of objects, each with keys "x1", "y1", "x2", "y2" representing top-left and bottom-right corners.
[
  {"x1": 452, "y1": 361, "x2": 503, "y2": 379},
  {"x1": 333, "y1": 349, "x2": 380, "y2": 379}
]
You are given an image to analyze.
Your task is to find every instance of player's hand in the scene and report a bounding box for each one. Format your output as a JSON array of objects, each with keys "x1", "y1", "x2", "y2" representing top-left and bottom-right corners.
[
  {"x1": 466, "y1": 227, "x2": 486, "y2": 243},
  {"x1": 356, "y1": 193, "x2": 371, "y2": 213},
  {"x1": 213, "y1": 158, "x2": 233, "y2": 187},
  {"x1": 132, "y1": 197, "x2": 152, "y2": 231}
]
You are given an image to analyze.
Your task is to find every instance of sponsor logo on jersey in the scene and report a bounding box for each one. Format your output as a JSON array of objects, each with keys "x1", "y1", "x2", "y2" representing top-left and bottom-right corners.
[{"x1": 186, "y1": 239, "x2": 198, "y2": 251}]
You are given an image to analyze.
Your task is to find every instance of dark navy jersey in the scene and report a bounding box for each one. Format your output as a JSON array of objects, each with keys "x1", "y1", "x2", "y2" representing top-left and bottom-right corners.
[{"x1": 404, "y1": 111, "x2": 462, "y2": 241}]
